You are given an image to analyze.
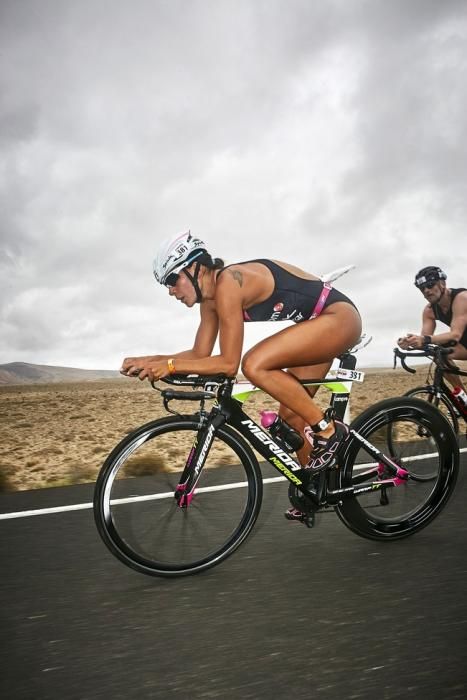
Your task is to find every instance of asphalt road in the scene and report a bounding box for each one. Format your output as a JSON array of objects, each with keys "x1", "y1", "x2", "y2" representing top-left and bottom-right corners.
[{"x1": 1, "y1": 454, "x2": 466, "y2": 700}]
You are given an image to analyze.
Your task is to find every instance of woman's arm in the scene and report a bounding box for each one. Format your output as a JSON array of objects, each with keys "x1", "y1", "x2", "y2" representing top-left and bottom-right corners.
[
  {"x1": 121, "y1": 300, "x2": 220, "y2": 375},
  {"x1": 133, "y1": 274, "x2": 245, "y2": 381}
]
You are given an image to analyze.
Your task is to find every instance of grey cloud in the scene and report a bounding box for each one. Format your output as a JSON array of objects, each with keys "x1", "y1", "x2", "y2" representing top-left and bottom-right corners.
[
  {"x1": 296, "y1": 0, "x2": 467, "y2": 309},
  {"x1": 344, "y1": 2, "x2": 467, "y2": 216},
  {"x1": 1, "y1": 1, "x2": 466, "y2": 368}
]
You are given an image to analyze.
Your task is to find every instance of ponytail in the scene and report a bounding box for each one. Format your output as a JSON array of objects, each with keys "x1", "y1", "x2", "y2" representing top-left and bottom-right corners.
[{"x1": 198, "y1": 252, "x2": 225, "y2": 272}]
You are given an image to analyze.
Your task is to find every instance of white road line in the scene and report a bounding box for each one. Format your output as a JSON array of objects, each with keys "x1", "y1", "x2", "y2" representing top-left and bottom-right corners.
[
  {"x1": 0, "y1": 476, "x2": 285, "y2": 521},
  {"x1": 1, "y1": 449, "x2": 465, "y2": 521}
]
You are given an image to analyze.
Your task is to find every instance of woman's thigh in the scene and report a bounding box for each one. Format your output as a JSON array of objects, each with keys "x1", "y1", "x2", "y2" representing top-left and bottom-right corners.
[{"x1": 242, "y1": 302, "x2": 362, "y2": 371}]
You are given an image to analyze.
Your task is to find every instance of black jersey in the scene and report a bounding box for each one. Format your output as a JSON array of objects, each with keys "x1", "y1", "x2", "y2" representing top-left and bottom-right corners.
[
  {"x1": 431, "y1": 288, "x2": 467, "y2": 349},
  {"x1": 217, "y1": 259, "x2": 357, "y2": 323}
]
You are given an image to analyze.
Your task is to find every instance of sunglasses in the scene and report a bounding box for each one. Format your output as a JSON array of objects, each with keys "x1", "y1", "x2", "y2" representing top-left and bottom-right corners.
[
  {"x1": 164, "y1": 272, "x2": 180, "y2": 288},
  {"x1": 415, "y1": 279, "x2": 438, "y2": 291}
]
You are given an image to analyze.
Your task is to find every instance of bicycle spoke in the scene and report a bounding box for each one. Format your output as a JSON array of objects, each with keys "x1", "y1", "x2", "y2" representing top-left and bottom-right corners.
[
  {"x1": 403, "y1": 387, "x2": 459, "y2": 440},
  {"x1": 94, "y1": 417, "x2": 262, "y2": 575}
]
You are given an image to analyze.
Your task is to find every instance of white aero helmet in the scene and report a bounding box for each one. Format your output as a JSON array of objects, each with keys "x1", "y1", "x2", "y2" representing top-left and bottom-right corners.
[{"x1": 153, "y1": 230, "x2": 207, "y2": 286}]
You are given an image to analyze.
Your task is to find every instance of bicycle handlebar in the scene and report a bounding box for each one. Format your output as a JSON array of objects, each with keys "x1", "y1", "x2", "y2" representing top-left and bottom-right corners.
[
  {"x1": 155, "y1": 373, "x2": 231, "y2": 388},
  {"x1": 161, "y1": 389, "x2": 217, "y2": 402},
  {"x1": 393, "y1": 344, "x2": 454, "y2": 374}
]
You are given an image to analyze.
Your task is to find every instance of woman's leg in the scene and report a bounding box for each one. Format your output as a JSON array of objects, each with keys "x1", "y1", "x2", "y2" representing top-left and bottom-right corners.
[
  {"x1": 241, "y1": 302, "x2": 361, "y2": 431},
  {"x1": 278, "y1": 362, "x2": 332, "y2": 465}
]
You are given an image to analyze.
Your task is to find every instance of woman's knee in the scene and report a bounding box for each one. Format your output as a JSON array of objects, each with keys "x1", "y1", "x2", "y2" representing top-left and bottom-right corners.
[{"x1": 241, "y1": 350, "x2": 262, "y2": 380}]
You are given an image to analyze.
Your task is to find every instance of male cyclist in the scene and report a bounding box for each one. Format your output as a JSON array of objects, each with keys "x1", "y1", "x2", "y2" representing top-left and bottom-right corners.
[{"x1": 397, "y1": 266, "x2": 467, "y2": 391}]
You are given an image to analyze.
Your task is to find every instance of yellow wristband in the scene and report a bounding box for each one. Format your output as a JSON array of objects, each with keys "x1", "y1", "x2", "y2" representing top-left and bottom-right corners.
[{"x1": 167, "y1": 358, "x2": 176, "y2": 375}]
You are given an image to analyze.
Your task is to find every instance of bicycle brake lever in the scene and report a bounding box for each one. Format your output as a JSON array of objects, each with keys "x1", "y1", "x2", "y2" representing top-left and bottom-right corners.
[
  {"x1": 401, "y1": 356, "x2": 416, "y2": 374},
  {"x1": 393, "y1": 348, "x2": 416, "y2": 374}
]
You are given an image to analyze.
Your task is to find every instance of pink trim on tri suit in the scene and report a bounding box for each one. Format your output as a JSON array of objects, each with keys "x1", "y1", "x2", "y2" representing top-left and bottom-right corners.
[
  {"x1": 242, "y1": 282, "x2": 332, "y2": 322},
  {"x1": 309, "y1": 282, "x2": 332, "y2": 319}
]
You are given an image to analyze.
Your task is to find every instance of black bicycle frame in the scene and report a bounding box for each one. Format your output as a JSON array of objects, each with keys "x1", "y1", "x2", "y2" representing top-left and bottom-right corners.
[
  {"x1": 172, "y1": 387, "x2": 408, "y2": 508},
  {"x1": 394, "y1": 345, "x2": 467, "y2": 421}
]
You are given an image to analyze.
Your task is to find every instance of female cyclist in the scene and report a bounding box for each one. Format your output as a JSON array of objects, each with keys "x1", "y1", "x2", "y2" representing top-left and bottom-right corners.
[{"x1": 121, "y1": 231, "x2": 362, "y2": 517}]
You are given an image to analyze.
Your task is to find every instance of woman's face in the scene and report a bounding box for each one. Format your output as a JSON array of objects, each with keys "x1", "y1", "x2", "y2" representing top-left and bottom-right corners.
[{"x1": 168, "y1": 267, "x2": 197, "y2": 307}]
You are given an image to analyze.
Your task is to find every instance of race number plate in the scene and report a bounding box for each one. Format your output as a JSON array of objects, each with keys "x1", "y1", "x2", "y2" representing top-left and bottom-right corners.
[{"x1": 335, "y1": 368, "x2": 365, "y2": 382}]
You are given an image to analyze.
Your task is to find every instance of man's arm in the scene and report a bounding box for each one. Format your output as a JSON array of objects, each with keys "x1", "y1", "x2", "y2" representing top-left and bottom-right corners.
[
  {"x1": 449, "y1": 291, "x2": 467, "y2": 344},
  {"x1": 397, "y1": 305, "x2": 435, "y2": 349},
  {"x1": 400, "y1": 293, "x2": 467, "y2": 349},
  {"x1": 420, "y1": 305, "x2": 436, "y2": 337},
  {"x1": 420, "y1": 293, "x2": 467, "y2": 346}
]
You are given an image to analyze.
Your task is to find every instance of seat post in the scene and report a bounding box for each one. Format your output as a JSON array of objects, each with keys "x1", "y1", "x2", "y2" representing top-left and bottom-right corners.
[
  {"x1": 336, "y1": 351, "x2": 356, "y2": 423},
  {"x1": 338, "y1": 352, "x2": 357, "y2": 371}
]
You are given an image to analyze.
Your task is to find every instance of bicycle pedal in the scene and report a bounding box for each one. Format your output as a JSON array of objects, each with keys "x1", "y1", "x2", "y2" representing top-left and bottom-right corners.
[{"x1": 284, "y1": 508, "x2": 315, "y2": 528}]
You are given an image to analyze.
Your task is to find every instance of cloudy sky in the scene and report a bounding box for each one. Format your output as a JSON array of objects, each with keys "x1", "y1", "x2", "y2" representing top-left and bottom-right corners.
[{"x1": 1, "y1": 0, "x2": 466, "y2": 371}]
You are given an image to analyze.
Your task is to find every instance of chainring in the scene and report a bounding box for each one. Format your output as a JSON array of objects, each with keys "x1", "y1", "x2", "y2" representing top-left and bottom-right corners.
[{"x1": 287, "y1": 472, "x2": 320, "y2": 515}]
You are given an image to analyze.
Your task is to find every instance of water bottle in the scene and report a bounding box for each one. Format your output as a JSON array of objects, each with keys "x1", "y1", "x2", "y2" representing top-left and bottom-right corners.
[
  {"x1": 260, "y1": 411, "x2": 304, "y2": 452},
  {"x1": 451, "y1": 386, "x2": 467, "y2": 413}
]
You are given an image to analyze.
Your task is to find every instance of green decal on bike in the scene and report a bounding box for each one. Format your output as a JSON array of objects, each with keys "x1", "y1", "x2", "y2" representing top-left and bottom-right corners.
[
  {"x1": 322, "y1": 382, "x2": 350, "y2": 393},
  {"x1": 232, "y1": 390, "x2": 254, "y2": 403},
  {"x1": 232, "y1": 379, "x2": 351, "y2": 404},
  {"x1": 269, "y1": 457, "x2": 303, "y2": 485}
]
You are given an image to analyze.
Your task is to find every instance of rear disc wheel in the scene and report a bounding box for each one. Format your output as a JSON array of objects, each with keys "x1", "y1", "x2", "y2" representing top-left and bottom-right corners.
[{"x1": 336, "y1": 397, "x2": 458, "y2": 540}]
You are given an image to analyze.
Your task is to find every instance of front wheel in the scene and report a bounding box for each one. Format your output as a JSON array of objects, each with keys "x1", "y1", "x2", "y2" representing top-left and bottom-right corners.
[
  {"x1": 403, "y1": 386, "x2": 459, "y2": 437},
  {"x1": 94, "y1": 415, "x2": 263, "y2": 577},
  {"x1": 335, "y1": 397, "x2": 459, "y2": 541}
]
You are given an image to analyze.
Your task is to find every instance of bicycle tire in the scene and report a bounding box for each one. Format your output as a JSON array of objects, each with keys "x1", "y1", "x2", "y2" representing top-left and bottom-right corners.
[
  {"x1": 403, "y1": 386, "x2": 459, "y2": 436},
  {"x1": 335, "y1": 397, "x2": 458, "y2": 540},
  {"x1": 386, "y1": 387, "x2": 459, "y2": 482},
  {"x1": 94, "y1": 415, "x2": 263, "y2": 577}
]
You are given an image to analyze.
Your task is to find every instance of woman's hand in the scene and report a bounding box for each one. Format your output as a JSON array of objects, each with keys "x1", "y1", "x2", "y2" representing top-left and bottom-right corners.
[
  {"x1": 121, "y1": 356, "x2": 146, "y2": 376},
  {"x1": 136, "y1": 360, "x2": 171, "y2": 383},
  {"x1": 120, "y1": 355, "x2": 167, "y2": 380}
]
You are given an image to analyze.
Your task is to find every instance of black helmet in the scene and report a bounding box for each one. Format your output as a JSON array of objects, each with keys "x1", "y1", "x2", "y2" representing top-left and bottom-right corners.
[{"x1": 414, "y1": 266, "x2": 447, "y2": 289}]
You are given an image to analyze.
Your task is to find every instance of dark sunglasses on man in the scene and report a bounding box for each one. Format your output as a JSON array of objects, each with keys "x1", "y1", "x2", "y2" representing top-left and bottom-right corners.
[{"x1": 414, "y1": 277, "x2": 439, "y2": 291}]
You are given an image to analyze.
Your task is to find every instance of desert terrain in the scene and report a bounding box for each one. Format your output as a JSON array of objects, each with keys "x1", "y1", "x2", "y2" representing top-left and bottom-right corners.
[{"x1": 0, "y1": 365, "x2": 444, "y2": 492}]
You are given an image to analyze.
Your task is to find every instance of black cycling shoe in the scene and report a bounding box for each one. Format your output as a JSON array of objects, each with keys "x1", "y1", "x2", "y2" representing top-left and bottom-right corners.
[{"x1": 304, "y1": 412, "x2": 349, "y2": 472}]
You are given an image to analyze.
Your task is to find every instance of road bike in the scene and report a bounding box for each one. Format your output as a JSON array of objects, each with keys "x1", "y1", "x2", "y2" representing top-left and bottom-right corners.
[
  {"x1": 394, "y1": 344, "x2": 467, "y2": 438},
  {"x1": 94, "y1": 347, "x2": 459, "y2": 577}
]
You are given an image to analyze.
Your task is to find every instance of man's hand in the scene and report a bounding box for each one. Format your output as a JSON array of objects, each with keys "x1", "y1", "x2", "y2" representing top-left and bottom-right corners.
[{"x1": 397, "y1": 334, "x2": 425, "y2": 350}]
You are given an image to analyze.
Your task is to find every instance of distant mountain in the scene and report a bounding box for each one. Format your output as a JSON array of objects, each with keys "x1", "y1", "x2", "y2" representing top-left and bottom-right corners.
[{"x1": 0, "y1": 362, "x2": 121, "y2": 385}]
